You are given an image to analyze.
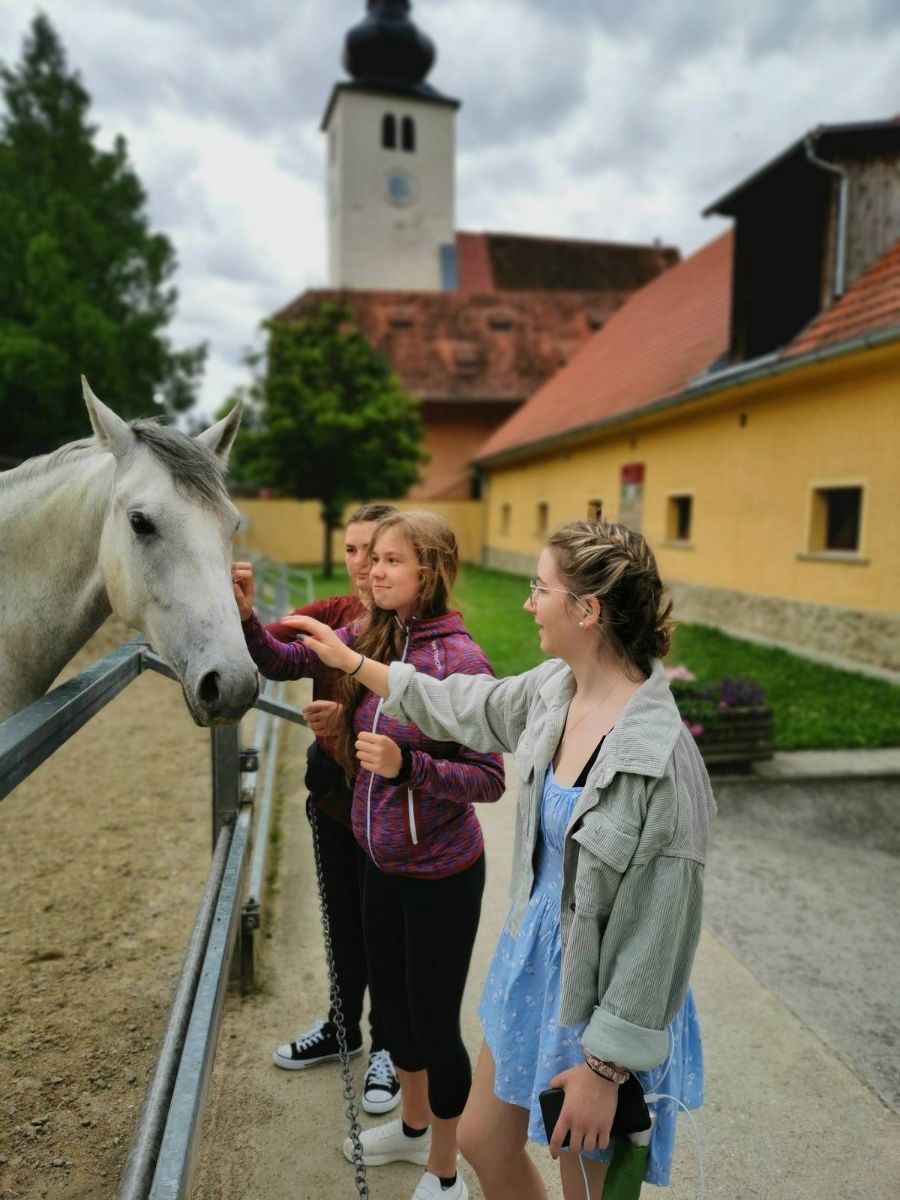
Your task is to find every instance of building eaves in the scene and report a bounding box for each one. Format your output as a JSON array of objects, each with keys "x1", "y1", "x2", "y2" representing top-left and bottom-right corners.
[
  {"x1": 704, "y1": 118, "x2": 900, "y2": 216},
  {"x1": 474, "y1": 322, "x2": 900, "y2": 469},
  {"x1": 320, "y1": 79, "x2": 460, "y2": 130}
]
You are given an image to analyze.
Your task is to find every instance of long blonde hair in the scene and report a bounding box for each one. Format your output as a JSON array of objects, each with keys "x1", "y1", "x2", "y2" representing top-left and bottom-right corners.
[{"x1": 335, "y1": 510, "x2": 459, "y2": 776}]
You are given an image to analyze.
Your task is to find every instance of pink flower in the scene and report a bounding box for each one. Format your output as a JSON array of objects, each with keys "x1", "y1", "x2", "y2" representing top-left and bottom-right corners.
[
  {"x1": 666, "y1": 665, "x2": 696, "y2": 682},
  {"x1": 719, "y1": 699, "x2": 730, "y2": 710},
  {"x1": 682, "y1": 719, "x2": 705, "y2": 738}
]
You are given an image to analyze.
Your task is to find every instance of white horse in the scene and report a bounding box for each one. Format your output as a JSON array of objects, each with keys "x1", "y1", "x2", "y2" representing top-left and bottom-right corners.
[{"x1": 0, "y1": 379, "x2": 259, "y2": 725}]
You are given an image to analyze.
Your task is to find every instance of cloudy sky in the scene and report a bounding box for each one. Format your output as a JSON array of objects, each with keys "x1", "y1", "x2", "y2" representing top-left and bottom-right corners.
[{"x1": 1, "y1": 0, "x2": 898, "y2": 421}]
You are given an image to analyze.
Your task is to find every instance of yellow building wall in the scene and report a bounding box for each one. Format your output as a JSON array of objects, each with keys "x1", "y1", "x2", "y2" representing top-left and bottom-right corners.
[
  {"x1": 482, "y1": 345, "x2": 900, "y2": 614},
  {"x1": 234, "y1": 498, "x2": 483, "y2": 566}
]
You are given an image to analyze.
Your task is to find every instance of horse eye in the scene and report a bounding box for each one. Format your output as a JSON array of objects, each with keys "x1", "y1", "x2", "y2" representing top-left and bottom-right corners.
[{"x1": 129, "y1": 512, "x2": 156, "y2": 536}]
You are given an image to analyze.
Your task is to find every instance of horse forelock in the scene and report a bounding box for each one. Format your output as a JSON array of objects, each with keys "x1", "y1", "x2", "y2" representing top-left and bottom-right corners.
[{"x1": 129, "y1": 420, "x2": 231, "y2": 515}]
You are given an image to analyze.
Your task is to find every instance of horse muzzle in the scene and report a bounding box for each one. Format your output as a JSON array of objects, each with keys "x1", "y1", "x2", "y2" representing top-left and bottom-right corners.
[{"x1": 184, "y1": 663, "x2": 260, "y2": 727}]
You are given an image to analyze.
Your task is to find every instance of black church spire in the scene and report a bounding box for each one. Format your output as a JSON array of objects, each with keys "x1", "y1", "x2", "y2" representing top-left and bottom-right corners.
[{"x1": 343, "y1": 1, "x2": 436, "y2": 90}]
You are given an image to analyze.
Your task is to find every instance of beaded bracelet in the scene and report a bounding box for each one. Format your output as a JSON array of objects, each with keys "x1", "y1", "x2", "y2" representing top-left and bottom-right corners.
[{"x1": 584, "y1": 1053, "x2": 630, "y2": 1084}]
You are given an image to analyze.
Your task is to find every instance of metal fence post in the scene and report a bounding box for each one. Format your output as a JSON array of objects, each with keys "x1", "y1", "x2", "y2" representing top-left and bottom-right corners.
[{"x1": 210, "y1": 725, "x2": 241, "y2": 849}]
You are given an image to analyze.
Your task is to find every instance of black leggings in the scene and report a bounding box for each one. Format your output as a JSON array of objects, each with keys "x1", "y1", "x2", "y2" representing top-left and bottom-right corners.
[{"x1": 363, "y1": 853, "x2": 485, "y2": 1120}]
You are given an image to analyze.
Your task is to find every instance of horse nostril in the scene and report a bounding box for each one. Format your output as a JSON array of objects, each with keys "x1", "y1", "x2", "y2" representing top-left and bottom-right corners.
[{"x1": 199, "y1": 671, "x2": 221, "y2": 706}]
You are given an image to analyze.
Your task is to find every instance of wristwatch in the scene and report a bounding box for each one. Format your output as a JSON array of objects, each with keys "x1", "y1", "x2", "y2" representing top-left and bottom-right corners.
[{"x1": 584, "y1": 1053, "x2": 630, "y2": 1085}]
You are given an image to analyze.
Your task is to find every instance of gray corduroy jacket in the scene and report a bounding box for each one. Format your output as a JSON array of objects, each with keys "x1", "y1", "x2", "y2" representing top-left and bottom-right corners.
[{"x1": 383, "y1": 656, "x2": 716, "y2": 1070}]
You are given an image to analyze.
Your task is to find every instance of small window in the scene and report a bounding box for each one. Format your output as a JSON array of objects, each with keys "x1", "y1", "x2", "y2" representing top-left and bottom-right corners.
[
  {"x1": 382, "y1": 113, "x2": 397, "y2": 150},
  {"x1": 488, "y1": 310, "x2": 516, "y2": 332},
  {"x1": 451, "y1": 341, "x2": 485, "y2": 374},
  {"x1": 587, "y1": 498, "x2": 603, "y2": 522},
  {"x1": 401, "y1": 115, "x2": 415, "y2": 152},
  {"x1": 500, "y1": 503, "x2": 511, "y2": 535},
  {"x1": 439, "y1": 243, "x2": 458, "y2": 290},
  {"x1": 536, "y1": 502, "x2": 549, "y2": 536},
  {"x1": 811, "y1": 486, "x2": 862, "y2": 552},
  {"x1": 389, "y1": 308, "x2": 414, "y2": 330},
  {"x1": 667, "y1": 494, "x2": 693, "y2": 543}
]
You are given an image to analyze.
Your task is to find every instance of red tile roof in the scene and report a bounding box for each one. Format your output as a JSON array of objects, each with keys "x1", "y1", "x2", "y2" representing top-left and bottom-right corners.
[
  {"x1": 276, "y1": 289, "x2": 633, "y2": 404},
  {"x1": 474, "y1": 232, "x2": 734, "y2": 462},
  {"x1": 455, "y1": 234, "x2": 493, "y2": 292},
  {"x1": 455, "y1": 231, "x2": 679, "y2": 293},
  {"x1": 786, "y1": 236, "x2": 900, "y2": 356}
]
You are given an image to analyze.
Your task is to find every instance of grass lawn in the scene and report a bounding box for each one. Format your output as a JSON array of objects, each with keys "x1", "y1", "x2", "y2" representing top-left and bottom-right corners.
[{"x1": 266, "y1": 562, "x2": 900, "y2": 752}]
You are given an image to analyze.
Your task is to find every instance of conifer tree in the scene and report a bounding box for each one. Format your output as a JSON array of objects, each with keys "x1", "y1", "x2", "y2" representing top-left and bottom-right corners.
[{"x1": 0, "y1": 14, "x2": 204, "y2": 459}]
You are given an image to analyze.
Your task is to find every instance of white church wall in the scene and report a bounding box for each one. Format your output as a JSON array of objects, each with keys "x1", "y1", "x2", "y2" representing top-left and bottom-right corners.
[{"x1": 327, "y1": 88, "x2": 455, "y2": 291}]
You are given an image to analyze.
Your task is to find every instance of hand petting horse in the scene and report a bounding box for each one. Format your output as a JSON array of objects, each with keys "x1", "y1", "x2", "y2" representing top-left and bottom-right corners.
[{"x1": 0, "y1": 378, "x2": 259, "y2": 726}]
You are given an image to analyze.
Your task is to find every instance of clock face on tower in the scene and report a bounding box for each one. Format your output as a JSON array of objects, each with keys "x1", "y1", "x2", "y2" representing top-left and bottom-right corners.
[{"x1": 385, "y1": 168, "x2": 418, "y2": 208}]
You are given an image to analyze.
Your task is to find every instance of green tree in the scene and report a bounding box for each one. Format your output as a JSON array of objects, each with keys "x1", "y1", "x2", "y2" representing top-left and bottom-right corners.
[
  {"x1": 0, "y1": 14, "x2": 204, "y2": 459},
  {"x1": 233, "y1": 304, "x2": 427, "y2": 577}
]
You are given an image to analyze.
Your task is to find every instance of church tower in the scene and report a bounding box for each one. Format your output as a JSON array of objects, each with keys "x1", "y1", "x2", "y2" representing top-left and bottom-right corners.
[{"x1": 321, "y1": 1, "x2": 460, "y2": 291}]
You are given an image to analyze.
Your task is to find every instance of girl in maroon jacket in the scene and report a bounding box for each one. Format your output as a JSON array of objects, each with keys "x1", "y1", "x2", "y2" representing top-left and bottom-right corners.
[
  {"x1": 236, "y1": 502, "x2": 403, "y2": 1115},
  {"x1": 235, "y1": 511, "x2": 504, "y2": 1200}
]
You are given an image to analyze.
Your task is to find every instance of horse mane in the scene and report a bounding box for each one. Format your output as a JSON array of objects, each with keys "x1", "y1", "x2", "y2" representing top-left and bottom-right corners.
[
  {"x1": 0, "y1": 420, "x2": 232, "y2": 513},
  {"x1": 0, "y1": 439, "x2": 100, "y2": 489}
]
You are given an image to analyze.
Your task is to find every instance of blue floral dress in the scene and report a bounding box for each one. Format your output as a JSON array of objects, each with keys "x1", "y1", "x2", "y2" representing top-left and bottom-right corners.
[{"x1": 479, "y1": 764, "x2": 704, "y2": 1185}]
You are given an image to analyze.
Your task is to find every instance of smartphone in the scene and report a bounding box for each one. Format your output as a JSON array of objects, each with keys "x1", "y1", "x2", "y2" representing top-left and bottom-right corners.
[{"x1": 539, "y1": 1073, "x2": 651, "y2": 1147}]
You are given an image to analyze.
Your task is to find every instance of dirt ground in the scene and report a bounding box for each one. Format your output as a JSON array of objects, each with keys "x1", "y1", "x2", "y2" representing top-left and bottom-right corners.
[{"x1": 0, "y1": 619, "x2": 218, "y2": 1200}]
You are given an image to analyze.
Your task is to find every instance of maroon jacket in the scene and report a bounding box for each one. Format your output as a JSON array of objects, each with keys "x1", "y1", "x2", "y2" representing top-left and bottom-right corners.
[{"x1": 243, "y1": 609, "x2": 505, "y2": 879}]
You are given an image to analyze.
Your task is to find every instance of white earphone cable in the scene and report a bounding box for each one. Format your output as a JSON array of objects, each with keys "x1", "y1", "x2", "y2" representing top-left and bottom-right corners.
[{"x1": 574, "y1": 1027, "x2": 702, "y2": 1200}]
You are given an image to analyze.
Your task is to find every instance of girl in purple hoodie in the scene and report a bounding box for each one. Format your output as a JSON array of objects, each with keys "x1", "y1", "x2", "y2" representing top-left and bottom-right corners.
[{"x1": 236, "y1": 511, "x2": 504, "y2": 1200}]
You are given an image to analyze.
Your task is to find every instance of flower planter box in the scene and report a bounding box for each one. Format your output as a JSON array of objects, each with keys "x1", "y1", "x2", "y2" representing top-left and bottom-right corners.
[
  {"x1": 692, "y1": 705, "x2": 775, "y2": 767},
  {"x1": 669, "y1": 673, "x2": 774, "y2": 770}
]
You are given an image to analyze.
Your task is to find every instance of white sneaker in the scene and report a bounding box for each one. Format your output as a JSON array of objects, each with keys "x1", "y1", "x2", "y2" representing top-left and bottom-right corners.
[
  {"x1": 412, "y1": 1171, "x2": 468, "y2": 1200},
  {"x1": 342, "y1": 1117, "x2": 431, "y2": 1166},
  {"x1": 362, "y1": 1048, "x2": 401, "y2": 1114}
]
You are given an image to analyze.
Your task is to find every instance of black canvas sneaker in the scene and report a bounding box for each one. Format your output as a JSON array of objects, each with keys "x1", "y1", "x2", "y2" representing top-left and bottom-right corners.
[
  {"x1": 272, "y1": 1017, "x2": 363, "y2": 1071},
  {"x1": 362, "y1": 1048, "x2": 402, "y2": 1114}
]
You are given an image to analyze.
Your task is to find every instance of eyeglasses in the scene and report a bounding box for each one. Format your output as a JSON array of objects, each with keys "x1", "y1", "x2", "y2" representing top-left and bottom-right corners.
[{"x1": 528, "y1": 579, "x2": 579, "y2": 602}]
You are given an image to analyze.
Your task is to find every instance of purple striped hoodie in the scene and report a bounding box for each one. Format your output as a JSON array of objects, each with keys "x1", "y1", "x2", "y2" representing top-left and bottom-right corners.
[{"x1": 242, "y1": 609, "x2": 505, "y2": 879}]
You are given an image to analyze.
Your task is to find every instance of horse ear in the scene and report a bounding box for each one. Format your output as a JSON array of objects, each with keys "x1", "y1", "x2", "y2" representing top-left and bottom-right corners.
[
  {"x1": 195, "y1": 398, "x2": 243, "y2": 463},
  {"x1": 82, "y1": 376, "x2": 134, "y2": 458}
]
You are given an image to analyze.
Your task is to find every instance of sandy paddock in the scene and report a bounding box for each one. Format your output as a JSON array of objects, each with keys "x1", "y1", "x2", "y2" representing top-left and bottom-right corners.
[{"x1": 0, "y1": 619, "x2": 219, "y2": 1200}]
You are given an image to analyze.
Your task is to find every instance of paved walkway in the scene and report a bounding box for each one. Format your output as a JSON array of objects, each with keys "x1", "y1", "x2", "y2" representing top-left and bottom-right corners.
[{"x1": 194, "y1": 704, "x2": 900, "y2": 1199}]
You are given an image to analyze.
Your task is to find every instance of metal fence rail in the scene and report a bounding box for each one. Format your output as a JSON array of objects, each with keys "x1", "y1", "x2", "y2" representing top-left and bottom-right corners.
[
  {"x1": 0, "y1": 598, "x2": 310, "y2": 1200},
  {"x1": 0, "y1": 642, "x2": 144, "y2": 800},
  {"x1": 116, "y1": 823, "x2": 233, "y2": 1200},
  {"x1": 147, "y1": 806, "x2": 253, "y2": 1199}
]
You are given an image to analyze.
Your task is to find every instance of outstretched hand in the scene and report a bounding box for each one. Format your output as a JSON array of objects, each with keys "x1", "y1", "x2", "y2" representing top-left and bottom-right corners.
[{"x1": 278, "y1": 614, "x2": 357, "y2": 672}]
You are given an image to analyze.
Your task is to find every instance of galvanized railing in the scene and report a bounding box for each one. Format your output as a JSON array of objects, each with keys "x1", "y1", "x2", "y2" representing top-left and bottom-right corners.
[{"x1": 0, "y1": 560, "x2": 315, "y2": 1198}]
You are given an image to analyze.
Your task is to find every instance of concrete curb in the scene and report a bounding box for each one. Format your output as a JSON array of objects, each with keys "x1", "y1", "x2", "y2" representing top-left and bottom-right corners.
[{"x1": 709, "y1": 746, "x2": 900, "y2": 786}]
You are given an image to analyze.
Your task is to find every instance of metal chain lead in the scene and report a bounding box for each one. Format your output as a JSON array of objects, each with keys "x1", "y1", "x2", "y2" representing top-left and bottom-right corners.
[{"x1": 308, "y1": 798, "x2": 369, "y2": 1198}]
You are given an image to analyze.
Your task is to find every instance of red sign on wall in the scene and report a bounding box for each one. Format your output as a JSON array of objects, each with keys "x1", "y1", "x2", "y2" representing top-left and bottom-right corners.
[{"x1": 619, "y1": 462, "x2": 645, "y2": 531}]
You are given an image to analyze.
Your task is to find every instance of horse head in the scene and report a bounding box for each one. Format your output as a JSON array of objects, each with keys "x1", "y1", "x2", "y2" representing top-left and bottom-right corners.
[{"x1": 82, "y1": 378, "x2": 259, "y2": 726}]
